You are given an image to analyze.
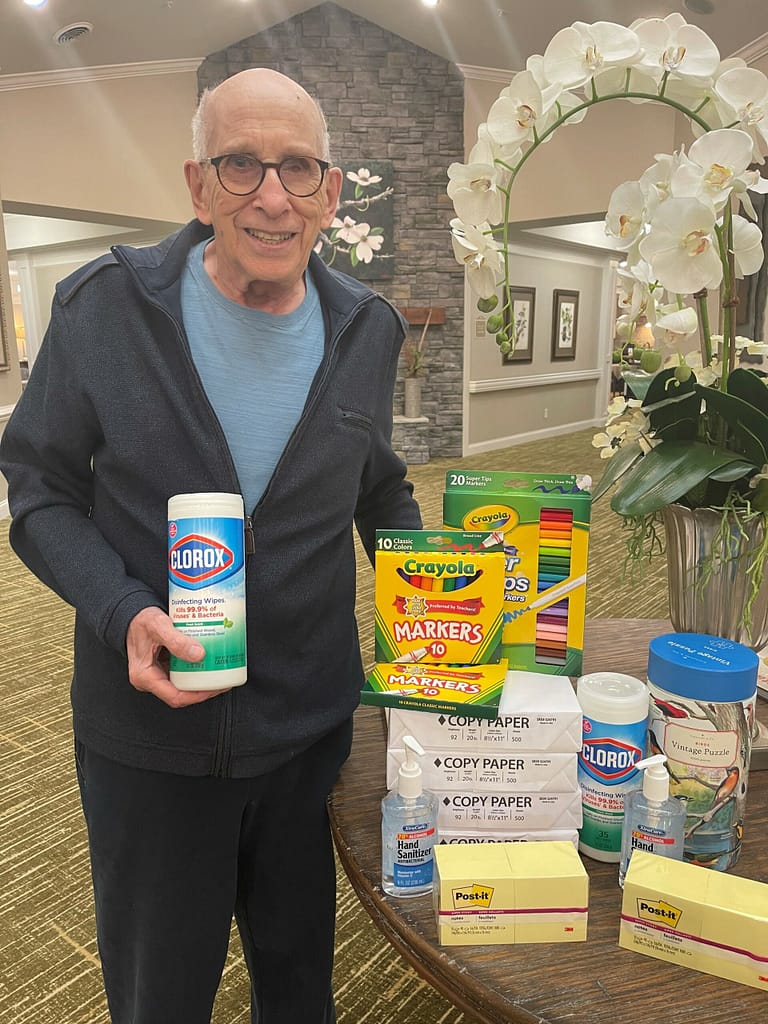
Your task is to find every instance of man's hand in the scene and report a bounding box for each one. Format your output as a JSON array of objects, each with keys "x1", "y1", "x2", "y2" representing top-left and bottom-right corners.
[{"x1": 126, "y1": 606, "x2": 229, "y2": 708}]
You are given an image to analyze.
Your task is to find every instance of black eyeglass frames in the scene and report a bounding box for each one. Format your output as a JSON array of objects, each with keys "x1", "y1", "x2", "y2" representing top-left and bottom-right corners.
[{"x1": 205, "y1": 154, "x2": 330, "y2": 198}]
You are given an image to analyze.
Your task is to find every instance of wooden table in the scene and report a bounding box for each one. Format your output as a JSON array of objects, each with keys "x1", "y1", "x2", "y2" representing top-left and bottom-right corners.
[{"x1": 329, "y1": 619, "x2": 768, "y2": 1024}]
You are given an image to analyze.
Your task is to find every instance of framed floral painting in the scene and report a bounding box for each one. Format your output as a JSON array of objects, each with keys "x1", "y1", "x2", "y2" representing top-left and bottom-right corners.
[
  {"x1": 501, "y1": 286, "x2": 535, "y2": 364},
  {"x1": 552, "y1": 289, "x2": 579, "y2": 360},
  {"x1": 315, "y1": 160, "x2": 394, "y2": 280}
]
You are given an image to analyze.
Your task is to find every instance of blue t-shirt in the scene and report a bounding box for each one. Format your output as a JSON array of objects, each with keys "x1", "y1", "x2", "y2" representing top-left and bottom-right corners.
[{"x1": 181, "y1": 240, "x2": 324, "y2": 513}]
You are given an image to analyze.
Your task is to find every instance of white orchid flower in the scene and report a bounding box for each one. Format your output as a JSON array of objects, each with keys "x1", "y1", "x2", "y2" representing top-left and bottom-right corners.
[
  {"x1": 605, "y1": 395, "x2": 643, "y2": 425},
  {"x1": 739, "y1": 339, "x2": 768, "y2": 357},
  {"x1": 639, "y1": 152, "x2": 684, "y2": 219},
  {"x1": 350, "y1": 224, "x2": 383, "y2": 264},
  {"x1": 606, "y1": 181, "x2": 646, "y2": 248},
  {"x1": 714, "y1": 67, "x2": 768, "y2": 162},
  {"x1": 670, "y1": 129, "x2": 755, "y2": 211},
  {"x1": 346, "y1": 168, "x2": 382, "y2": 187},
  {"x1": 473, "y1": 123, "x2": 522, "y2": 168},
  {"x1": 450, "y1": 218, "x2": 504, "y2": 299},
  {"x1": 683, "y1": 350, "x2": 721, "y2": 387},
  {"x1": 616, "y1": 260, "x2": 658, "y2": 322},
  {"x1": 639, "y1": 196, "x2": 723, "y2": 294},
  {"x1": 447, "y1": 160, "x2": 505, "y2": 226},
  {"x1": 654, "y1": 305, "x2": 699, "y2": 348},
  {"x1": 592, "y1": 423, "x2": 628, "y2": 458},
  {"x1": 543, "y1": 21, "x2": 640, "y2": 90},
  {"x1": 631, "y1": 14, "x2": 720, "y2": 82},
  {"x1": 732, "y1": 214, "x2": 765, "y2": 278},
  {"x1": 486, "y1": 71, "x2": 559, "y2": 148}
]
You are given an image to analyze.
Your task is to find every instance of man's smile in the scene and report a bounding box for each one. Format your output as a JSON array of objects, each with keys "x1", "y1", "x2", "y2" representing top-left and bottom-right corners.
[{"x1": 243, "y1": 227, "x2": 296, "y2": 243}]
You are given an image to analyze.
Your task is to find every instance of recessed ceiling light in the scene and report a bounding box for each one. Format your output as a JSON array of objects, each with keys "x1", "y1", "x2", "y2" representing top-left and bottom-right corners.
[
  {"x1": 421, "y1": 0, "x2": 440, "y2": 8},
  {"x1": 24, "y1": 0, "x2": 49, "y2": 7}
]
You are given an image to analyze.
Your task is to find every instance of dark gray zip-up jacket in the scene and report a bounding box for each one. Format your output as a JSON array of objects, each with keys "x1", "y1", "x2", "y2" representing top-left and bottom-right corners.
[{"x1": 0, "y1": 219, "x2": 422, "y2": 777}]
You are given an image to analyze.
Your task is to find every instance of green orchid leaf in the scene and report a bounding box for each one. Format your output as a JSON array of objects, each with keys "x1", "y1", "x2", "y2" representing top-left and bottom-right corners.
[
  {"x1": 609, "y1": 441, "x2": 757, "y2": 517},
  {"x1": 642, "y1": 370, "x2": 699, "y2": 440},
  {"x1": 642, "y1": 368, "x2": 696, "y2": 408},
  {"x1": 698, "y1": 385, "x2": 768, "y2": 465},
  {"x1": 726, "y1": 367, "x2": 768, "y2": 417},
  {"x1": 592, "y1": 442, "x2": 645, "y2": 501}
]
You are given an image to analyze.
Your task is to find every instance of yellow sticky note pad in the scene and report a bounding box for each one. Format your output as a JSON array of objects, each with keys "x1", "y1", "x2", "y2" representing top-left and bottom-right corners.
[
  {"x1": 434, "y1": 841, "x2": 588, "y2": 945},
  {"x1": 620, "y1": 851, "x2": 768, "y2": 991},
  {"x1": 374, "y1": 530, "x2": 505, "y2": 665}
]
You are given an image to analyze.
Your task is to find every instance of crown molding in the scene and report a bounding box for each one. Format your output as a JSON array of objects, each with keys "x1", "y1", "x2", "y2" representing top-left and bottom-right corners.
[
  {"x1": 457, "y1": 63, "x2": 514, "y2": 84},
  {"x1": 731, "y1": 32, "x2": 768, "y2": 66},
  {"x1": 0, "y1": 58, "x2": 202, "y2": 92}
]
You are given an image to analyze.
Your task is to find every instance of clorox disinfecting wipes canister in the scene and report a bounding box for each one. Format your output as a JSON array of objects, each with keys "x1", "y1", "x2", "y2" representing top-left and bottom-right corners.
[{"x1": 167, "y1": 492, "x2": 247, "y2": 690}]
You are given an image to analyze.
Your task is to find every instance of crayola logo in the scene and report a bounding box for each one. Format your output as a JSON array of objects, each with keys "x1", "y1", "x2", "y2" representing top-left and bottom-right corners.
[
  {"x1": 452, "y1": 883, "x2": 494, "y2": 909},
  {"x1": 168, "y1": 533, "x2": 239, "y2": 591},
  {"x1": 462, "y1": 505, "x2": 518, "y2": 534},
  {"x1": 636, "y1": 899, "x2": 682, "y2": 928},
  {"x1": 579, "y1": 738, "x2": 642, "y2": 782}
]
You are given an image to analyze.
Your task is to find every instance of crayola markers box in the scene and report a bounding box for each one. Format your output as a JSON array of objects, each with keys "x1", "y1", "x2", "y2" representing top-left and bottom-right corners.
[
  {"x1": 619, "y1": 851, "x2": 768, "y2": 991},
  {"x1": 374, "y1": 530, "x2": 505, "y2": 665},
  {"x1": 361, "y1": 661, "x2": 508, "y2": 719},
  {"x1": 434, "y1": 841, "x2": 588, "y2": 945},
  {"x1": 442, "y1": 471, "x2": 591, "y2": 676}
]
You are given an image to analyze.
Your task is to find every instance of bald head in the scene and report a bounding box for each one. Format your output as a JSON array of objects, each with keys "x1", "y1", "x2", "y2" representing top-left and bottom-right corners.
[{"x1": 191, "y1": 69, "x2": 330, "y2": 162}]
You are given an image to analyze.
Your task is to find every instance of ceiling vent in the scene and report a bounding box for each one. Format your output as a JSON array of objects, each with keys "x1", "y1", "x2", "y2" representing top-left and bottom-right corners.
[{"x1": 53, "y1": 22, "x2": 94, "y2": 46}]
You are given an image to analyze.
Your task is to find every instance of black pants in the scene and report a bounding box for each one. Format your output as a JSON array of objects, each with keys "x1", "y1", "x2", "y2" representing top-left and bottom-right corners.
[{"x1": 75, "y1": 719, "x2": 352, "y2": 1024}]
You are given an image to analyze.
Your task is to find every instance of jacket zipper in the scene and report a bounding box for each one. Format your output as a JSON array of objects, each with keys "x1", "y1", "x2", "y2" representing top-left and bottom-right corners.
[{"x1": 111, "y1": 245, "x2": 380, "y2": 776}]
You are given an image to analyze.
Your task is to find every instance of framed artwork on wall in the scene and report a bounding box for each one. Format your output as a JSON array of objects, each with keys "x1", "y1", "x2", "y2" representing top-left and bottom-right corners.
[
  {"x1": 501, "y1": 286, "x2": 535, "y2": 364},
  {"x1": 551, "y1": 289, "x2": 579, "y2": 360},
  {"x1": 314, "y1": 159, "x2": 395, "y2": 280}
]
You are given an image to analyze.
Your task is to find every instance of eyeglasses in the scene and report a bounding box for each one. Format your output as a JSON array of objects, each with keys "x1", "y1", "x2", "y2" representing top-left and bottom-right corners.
[{"x1": 205, "y1": 154, "x2": 330, "y2": 197}]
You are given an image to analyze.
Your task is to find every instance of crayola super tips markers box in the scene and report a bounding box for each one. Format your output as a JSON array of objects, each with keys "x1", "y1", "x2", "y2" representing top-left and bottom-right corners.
[{"x1": 442, "y1": 472, "x2": 591, "y2": 676}]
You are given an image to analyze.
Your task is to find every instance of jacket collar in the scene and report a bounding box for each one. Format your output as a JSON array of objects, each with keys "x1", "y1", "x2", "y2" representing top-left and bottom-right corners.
[{"x1": 114, "y1": 219, "x2": 375, "y2": 320}]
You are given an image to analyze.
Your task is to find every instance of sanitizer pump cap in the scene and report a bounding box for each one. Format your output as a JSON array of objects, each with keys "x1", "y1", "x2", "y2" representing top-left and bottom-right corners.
[
  {"x1": 634, "y1": 754, "x2": 670, "y2": 803},
  {"x1": 399, "y1": 736, "x2": 425, "y2": 799}
]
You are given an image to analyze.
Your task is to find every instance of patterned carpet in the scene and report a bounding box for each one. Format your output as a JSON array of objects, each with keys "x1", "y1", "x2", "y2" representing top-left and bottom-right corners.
[{"x1": 0, "y1": 427, "x2": 667, "y2": 1024}]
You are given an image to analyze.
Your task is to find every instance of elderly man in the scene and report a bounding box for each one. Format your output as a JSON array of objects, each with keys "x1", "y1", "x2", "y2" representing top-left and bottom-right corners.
[{"x1": 1, "y1": 68, "x2": 421, "y2": 1023}]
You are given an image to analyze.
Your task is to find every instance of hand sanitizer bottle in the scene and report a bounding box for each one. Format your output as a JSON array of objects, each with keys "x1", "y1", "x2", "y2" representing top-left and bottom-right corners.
[
  {"x1": 381, "y1": 735, "x2": 439, "y2": 898},
  {"x1": 619, "y1": 754, "x2": 686, "y2": 887}
]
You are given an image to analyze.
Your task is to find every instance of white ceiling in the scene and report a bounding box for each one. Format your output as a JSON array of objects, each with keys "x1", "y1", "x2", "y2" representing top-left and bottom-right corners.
[{"x1": 1, "y1": 0, "x2": 765, "y2": 79}]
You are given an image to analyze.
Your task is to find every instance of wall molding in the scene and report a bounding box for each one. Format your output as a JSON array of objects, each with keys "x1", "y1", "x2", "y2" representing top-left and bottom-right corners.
[
  {"x1": 731, "y1": 32, "x2": 768, "y2": 66},
  {"x1": 458, "y1": 63, "x2": 514, "y2": 83},
  {"x1": 465, "y1": 418, "x2": 601, "y2": 457},
  {"x1": 0, "y1": 402, "x2": 16, "y2": 421},
  {"x1": 0, "y1": 58, "x2": 202, "y2": 92},
  {"x1": 0, "y1": 499, "x2": 9, "y2": 520},
  {"x1": 468, "y1": 369, "x2": 602, "y2": 393}
]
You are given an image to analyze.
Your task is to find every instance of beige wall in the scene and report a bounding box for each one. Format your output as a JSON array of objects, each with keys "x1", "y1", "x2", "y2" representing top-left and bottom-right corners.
[
  {"x1": 0, "y1": 70, "x2": 198, "y2": 222},
  {"x1": 463, "y1": 74, "x2": 679, "y2": 221},
  {"x1": 466, "y1": 240, "x2": 612, "y2": 452}
]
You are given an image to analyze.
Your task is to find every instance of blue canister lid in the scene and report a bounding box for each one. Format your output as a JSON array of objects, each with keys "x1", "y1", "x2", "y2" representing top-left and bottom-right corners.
[{"x1": 647, "y1": 633, "x2": 758, "y2": 702}]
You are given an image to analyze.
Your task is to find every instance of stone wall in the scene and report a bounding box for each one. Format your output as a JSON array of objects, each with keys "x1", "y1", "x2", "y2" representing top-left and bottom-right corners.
[{"x1": 197, "y1": 1, "x2": 465, "y2": 460}]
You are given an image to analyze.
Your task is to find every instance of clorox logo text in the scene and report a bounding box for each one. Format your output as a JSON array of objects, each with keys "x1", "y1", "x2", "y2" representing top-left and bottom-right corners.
[
  {"x1": 168, "y1": 533, "x2": 239, "y2": 591},
  {"x1": 579, "y1": 738, "x2": 642, "y2": 782}
]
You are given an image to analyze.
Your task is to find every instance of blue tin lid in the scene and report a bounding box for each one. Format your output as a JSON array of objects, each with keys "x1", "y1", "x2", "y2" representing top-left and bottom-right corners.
[{"x1": 647, "y1": 633, "x2": 758, "y2": 702}]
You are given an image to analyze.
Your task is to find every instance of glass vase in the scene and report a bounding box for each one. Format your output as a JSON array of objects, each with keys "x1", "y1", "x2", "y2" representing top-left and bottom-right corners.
[{"x1": 662, "y1": 502, "x2": 768, "y2": 651}]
